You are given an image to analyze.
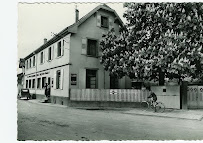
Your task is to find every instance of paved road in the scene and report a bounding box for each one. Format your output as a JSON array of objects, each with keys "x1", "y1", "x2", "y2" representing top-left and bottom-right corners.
[{"x1": 17, "y1": 99, "x2": 203, "y2": 141}]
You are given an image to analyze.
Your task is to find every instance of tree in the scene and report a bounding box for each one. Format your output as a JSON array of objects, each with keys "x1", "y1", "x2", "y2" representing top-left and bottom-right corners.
[{"x1": 100, "y1": 3, "x2": 203, "y2": 84}]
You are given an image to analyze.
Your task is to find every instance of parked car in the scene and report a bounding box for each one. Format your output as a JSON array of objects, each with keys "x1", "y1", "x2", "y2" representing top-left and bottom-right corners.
[{"x1": 20, "y1": 89, "x2": 31, "y2": 99}]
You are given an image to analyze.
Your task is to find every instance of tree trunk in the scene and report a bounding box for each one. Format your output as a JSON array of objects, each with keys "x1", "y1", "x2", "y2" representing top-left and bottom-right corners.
[{"x1": 159, "y1": 68, "x2": 165, "y2": 85}]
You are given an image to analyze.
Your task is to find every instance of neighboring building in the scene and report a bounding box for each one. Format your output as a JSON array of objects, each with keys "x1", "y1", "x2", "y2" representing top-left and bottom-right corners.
[
  {"x1": 17, "y1": 73, "x2": 24, "y2": 97},
  {"x1": 20, "y1": 4, "x2": 132, "y2": 104}
]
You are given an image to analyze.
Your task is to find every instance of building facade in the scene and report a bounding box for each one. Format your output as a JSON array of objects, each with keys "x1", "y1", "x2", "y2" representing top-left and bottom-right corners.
[{"x1": 21, "y1": 5, "x2": 132, "y2": 104}]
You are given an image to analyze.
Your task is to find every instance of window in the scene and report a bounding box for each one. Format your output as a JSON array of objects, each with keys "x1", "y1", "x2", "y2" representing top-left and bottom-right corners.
[
  {"x1": 37, "y1": 78, "x2": 41, "y2": 89},
  {"x1": 87, "y1": 39, "x2": 97, "y2": 56},
  {"x1": 48, "y1": 47, "x2": 52, "y2": 61},
  {"x1": 40, "y1": 52, "x2": 43, "y2": 64},
  {"x1": 33, "y1": 56, "x2": 35, "y2": 67},
  {"x1": 101, "y1": 16, "x2": 108, "y2": 28},
  {"x1": 57, "y1": 41, "x2": 62, "y2": 57},
  {"x1": 29, "y1": 79, "x2": 31, "y2": 89},
  {"x1": 56, "y1": 70, "x2": 61, "y2": 89},
  {"x1": 26, "y1": 60, "x2": 28, "y2": 69},
  {"x1": 42, "y1": 77, "x2": 46, "y2": 88},
  {"x1": 86, "y1": 69, "x2": 97, "y2": 89},
  {"x1": 29, "y1": 58, "x2": 31, "y2": 68},
  {"x1": 32, "y1": 79, "x2": 35, "y2": 89},
  {"x1": 26, "y1": 80, "x2": 28, "y2": 88},
  {"x1": 110, "y1": 75, "x2": 119, "y2": 89}
]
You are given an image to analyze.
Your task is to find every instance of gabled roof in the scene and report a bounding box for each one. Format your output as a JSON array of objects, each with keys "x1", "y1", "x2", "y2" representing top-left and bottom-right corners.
[{"x1": 23, "y1": 4, "x2": 124, "y2": 60}]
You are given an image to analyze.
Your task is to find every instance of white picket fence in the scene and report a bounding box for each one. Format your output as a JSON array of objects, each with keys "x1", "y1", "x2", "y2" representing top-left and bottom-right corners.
[{"x1": 70, "y1": 89, "x2": 150, "y2": 102}]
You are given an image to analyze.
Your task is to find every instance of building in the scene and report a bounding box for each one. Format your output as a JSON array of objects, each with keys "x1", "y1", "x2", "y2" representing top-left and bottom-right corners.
[{"x1": 20, "y1": 4, "x2": 132, "y2": 105}]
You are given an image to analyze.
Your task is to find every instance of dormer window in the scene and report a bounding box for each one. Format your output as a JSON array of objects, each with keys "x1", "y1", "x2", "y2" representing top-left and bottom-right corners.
[{"x1": 101, "y1": 16, "x2": 108, "y2": 28}]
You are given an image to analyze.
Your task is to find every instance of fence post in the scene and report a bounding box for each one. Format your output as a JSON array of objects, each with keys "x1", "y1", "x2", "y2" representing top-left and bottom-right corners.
[{"x1": 180, "y1": 81, "x2": 188, "y2": 109}]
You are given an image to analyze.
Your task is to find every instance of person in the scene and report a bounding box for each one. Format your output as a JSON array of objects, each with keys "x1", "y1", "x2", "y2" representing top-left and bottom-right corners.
[
  {"x1": 44, "y1": 83, "x2": 50, "y2": 98},
  {"x1": 147, "y1": 89, "x2": 158, "y2": 112}
]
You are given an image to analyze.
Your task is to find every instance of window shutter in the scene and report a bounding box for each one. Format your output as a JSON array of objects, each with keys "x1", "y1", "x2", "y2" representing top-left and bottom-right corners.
[
  {"x1": 60, "y1": 69, "x2": 64, "y2": 90},
  {"x1": 97, "y1": 14, "x2": 101, "y2": 27},
  {"x1": 54, "y1": 71, "x2": 56, "y2": 89},
  {"x1": 51, "y1": 46, "x2": 54, "y2": 60},
  {"x1": 109, "y1": 18, "x2": 113, "y2": 30},
  {"x1": 61, "y1": 40, "x2": 64, "y2": 56},
  {"x1": 81, "y1": 38, "x2": 87, "y2": 55}
]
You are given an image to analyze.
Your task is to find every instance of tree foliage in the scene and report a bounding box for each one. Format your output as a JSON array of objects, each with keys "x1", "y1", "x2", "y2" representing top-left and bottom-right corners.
[{"x1": 100, "y1": 3, "x2": 203, "y2": 83}]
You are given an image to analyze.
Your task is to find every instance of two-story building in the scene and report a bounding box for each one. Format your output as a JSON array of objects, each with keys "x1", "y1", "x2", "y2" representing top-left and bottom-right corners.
[{"x1": 21, "y1": 4, "x2": 132, "y2": 105}]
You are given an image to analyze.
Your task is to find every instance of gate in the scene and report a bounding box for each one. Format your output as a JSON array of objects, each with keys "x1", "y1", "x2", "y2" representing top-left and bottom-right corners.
[{"x1": 187, "y1": 86, "x2": 203, "y2": 109}]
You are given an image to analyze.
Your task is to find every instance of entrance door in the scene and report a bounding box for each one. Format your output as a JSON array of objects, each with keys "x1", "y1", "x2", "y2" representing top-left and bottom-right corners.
[
  {"x1": 187, "y1": 86, "x2": 198, "y2": 109},
  {"x1": 48, "y1": 77, "x2": 51, "y2": 85},
  {"x1": 198, "y1": 86, "x2": 203, "y2": 108},
  {"x1": 188, "y1": 85, "x2": 203, "y2": 109}
]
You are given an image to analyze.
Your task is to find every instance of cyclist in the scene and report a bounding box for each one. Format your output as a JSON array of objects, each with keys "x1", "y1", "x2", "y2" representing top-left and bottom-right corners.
[{"x1": 147, "y1": 89, "x2": 157, "y2": 112}]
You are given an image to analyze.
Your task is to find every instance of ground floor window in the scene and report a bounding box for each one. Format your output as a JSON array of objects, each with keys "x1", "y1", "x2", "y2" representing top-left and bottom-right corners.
[
  {"x1": 32, "y1": 79, "x2": 35, "y2": 89},
  {"x1": 42, "y1": 77, "x2": 46, "y2": 88},
  {"x1": 110, "y1": 75, "x2": 119, "y2": 89},
  {"x1": 56, "y1": 70, "x2": 61, "y2": 89},
  {"x1": 26, "y1": 80, "x2": 28, "y2": 88},
  {"x1": 47, "y1": 77, "x2": 51, "y2": 85},
  {"x1": 37, "y1": 78, "x2": 41, "y2": 89},
  {"x1": 29, "y1": 79, "x2": 31, "y2": 89},
  {"x1": 86, "y1": 69, "x2": 97, "y2": 89}
]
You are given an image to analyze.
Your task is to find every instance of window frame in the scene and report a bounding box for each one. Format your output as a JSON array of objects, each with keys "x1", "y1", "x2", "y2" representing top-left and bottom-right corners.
[
  {"x1": 86, "y1": 69, "x2": 98, "y2": 89},
  {"x1": 48, "y1": 46, "x2": 52, "y2": 61},
  {"x1": 33, "y1": 56, "x2": 35, "y2": 67},
  {"x1": 42, "y1": 77, "x2": 46, "y2": 88},
  {"x1": 29, "y1": 79, "x2": 32, "y2": 89},
  {"x1": 101, "y1": 15, "x2": 109, "y2": 29},
  {"x1": 87, "y1": 38, "x2": 98, "y2": 57},
  {"x1": 57, "y1": 41, "x2": 62, "y2": 57},
  {"x1": 56, "y1": 70, "x2": 61, "y2": 89},
  {"x1": 29, "y1": 58, "x2": 32, "y2": 68},
  {"x1": 32, "y1": 79, "x2": 35, "y2": 89},
  {"x1": 40, "y1": 51, "x2": 44, "y2": 64},
  {"x1": 37, "y1": 78, "x2": 41, "y2": 89}
]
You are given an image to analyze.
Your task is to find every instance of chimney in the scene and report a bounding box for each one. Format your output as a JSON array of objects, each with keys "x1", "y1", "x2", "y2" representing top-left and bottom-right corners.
[
  {"x1": 44, "y1": 38, "x2": 47, "y2": 44},
  {"x1": 75, "y1": 8, "x2": 79, "y2": 23}
]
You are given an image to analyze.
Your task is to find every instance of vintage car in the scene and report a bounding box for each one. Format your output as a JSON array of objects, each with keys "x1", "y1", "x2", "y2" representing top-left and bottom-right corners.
[{"x1": 20, "y1": 89, "x2": 31, "y2": 99}]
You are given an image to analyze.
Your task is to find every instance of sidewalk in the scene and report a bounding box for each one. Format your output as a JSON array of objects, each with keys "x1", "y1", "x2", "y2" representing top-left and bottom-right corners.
[
  {"x1": 123, "y1": 108, "x2": 203, "y2": 121},
  {"x1": 26, "y1": 99, "x2": 203, "y2": 121}
]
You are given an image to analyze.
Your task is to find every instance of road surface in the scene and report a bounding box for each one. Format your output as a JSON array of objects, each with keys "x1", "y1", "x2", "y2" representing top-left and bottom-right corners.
[{"x1": 17, "y1": 99, "x2": 203, "y2": 141}]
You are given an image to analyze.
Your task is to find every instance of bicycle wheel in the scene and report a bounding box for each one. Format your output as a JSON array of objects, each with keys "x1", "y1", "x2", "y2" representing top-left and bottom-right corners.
[
  {"x1": 155, "y1": 102, "x2": 165, "y2": 113},
  {"x1": 140, "y1": 101, "x2": 149, "y2": 110}
]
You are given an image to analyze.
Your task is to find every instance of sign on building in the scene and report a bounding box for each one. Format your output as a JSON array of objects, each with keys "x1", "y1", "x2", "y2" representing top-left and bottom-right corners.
[{"x1": 71, "y1": 74, "x2": 77, "y2": 85}]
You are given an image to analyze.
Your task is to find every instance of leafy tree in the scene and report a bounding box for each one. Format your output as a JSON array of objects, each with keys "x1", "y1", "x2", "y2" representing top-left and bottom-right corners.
[{"x1": 100, "y1": 3, "x2": 203, "y2": 84}]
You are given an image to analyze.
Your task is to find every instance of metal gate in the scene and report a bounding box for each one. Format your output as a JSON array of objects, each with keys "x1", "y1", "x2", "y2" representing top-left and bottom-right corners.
[{"x1": 187, "y1": 86, "x2": 203, "y2": 109}]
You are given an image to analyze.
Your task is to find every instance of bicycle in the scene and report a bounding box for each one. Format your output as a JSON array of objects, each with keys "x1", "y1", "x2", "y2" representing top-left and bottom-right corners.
[{"x1": 140, "y1": 99, "x2": 165, "y2": 113}]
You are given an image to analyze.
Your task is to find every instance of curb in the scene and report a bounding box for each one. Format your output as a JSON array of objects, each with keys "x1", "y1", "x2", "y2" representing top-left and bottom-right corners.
[{"x1": 122, "y1": 111, "x2": 203, "y2": 121}]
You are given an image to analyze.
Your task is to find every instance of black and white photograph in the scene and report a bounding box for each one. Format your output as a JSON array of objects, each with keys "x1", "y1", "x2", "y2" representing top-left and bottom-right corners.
[{"x1": 15, "y1": 1, "x2": 203, "y2": 141}]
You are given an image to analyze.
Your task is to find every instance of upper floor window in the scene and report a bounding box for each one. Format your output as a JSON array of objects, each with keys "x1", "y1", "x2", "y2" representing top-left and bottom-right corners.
[
  {"x1": 87, "y1": 39, "x2": 97, "y2": 57},
  {"x1": 101, "y1": 16, "x2": 109, "y2": 28},
  {"x1": 26, "y1": 60, "x2": 28, "y2": 69},
  {"x1": 29, "y1": 58, "x2": 32, "y2": 68},
  {"x1": 48, "y1": 47, "x2": 52, "y2": 61},
  {"x1": 33, "y1": 56, "x2": 35, "y2": 67},
  {"x1": 57, "y1": 41, "x2": 62, "y2": 57},
  {"x1": 40, "y1": 51, "x2": 43, "y2": 64}
]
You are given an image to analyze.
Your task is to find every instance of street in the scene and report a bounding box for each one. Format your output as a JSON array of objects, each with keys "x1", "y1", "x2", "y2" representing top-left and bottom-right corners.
[{"x1": 17, "y1": 99, "x2": 203, "y2": 141}]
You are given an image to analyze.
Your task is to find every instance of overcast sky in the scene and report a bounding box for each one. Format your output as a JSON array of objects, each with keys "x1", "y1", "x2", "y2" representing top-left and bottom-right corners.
[{"x1": 17, "y1": 2, "x2": 127, "y2": 73}]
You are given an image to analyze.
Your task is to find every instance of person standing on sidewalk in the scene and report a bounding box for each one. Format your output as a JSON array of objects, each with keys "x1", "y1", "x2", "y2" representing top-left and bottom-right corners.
[{"x1": 44, "y1": 83, "x2": 50, "y2": 99}]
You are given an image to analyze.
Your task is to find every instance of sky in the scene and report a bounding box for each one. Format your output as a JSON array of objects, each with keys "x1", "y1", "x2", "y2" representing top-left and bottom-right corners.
[{"x1": 17, "y1": 2, "x2": 127, "y2": 73}]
